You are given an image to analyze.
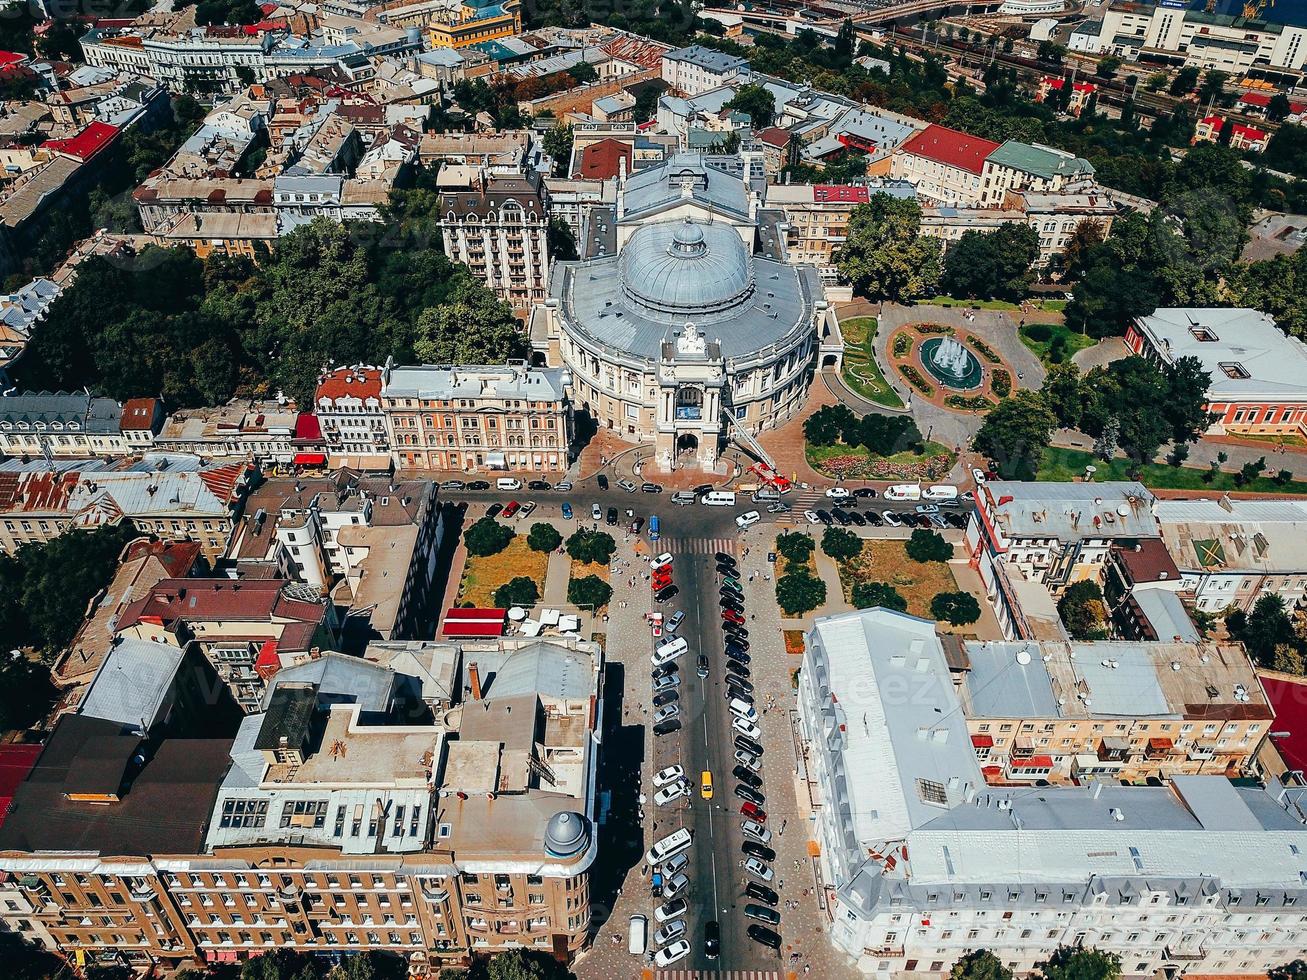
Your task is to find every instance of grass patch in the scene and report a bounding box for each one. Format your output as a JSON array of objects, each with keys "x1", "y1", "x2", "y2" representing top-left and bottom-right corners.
[
  {"x1": 805, "y1": 440, "x2": 957, "y2": 481},
  {"x1": 1233, "y1": 432, "x2": 1307, "y2": 449},
  {"x1": 570, "y1": 558, "x2": 610, "y2": 583},
  {"x1": 923, "y1": 296, "x2": 1023, "y2": 310},
  {"x1": 839, "y1": 316, "x2": 904, "y2": 409},
  {"x1": 836, "y1": 540, "x2": 959, "y2": 621},
  {"x1": 1036, "y1": 298, "x2": 1068, "y2": 313},
  {"x1": 458, "y1": 537, "x2": 548, "y2": 606},
  {"x1": 1037, "y1": 447, "x2": 1307, "y2": 495},
  {"x1": 1019, "y1": 322, "x2": 1095, "y2": 367}
]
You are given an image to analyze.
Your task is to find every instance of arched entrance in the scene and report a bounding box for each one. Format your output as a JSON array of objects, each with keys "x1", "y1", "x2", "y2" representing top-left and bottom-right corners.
[
  {"x1": 676, "y1": 433, "x2": 699, "y2": 454},
  {"x1": 821, "y1": 353, "x2": 839, "y2": 368}
]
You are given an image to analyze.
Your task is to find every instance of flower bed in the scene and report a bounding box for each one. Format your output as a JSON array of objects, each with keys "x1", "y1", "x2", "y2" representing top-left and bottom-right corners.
[
  {"x1": 893, "y1": 333, "x2": 912, "y2": 358},
  {"x1": 945, "y1": 393, "x2": 993, "y2": 411},
  {"x1": 784, "y1": 630, "x2": 805, "y2": 655},
  {"x1": 899, "y1": 363, "x2": 935, "y2": 395},
  {"x1": 970, "y1": 336, "x2": 1002, "y2": 364},
  {"x1": 916, "y1": 323, "x2": 954, "y2": 335},
  {"x1": 810, "y1": 449, "x2": 956, "y2": 481},
  {"x1": 991, "y1": 368, "x2": 1011, "y2": 398}
]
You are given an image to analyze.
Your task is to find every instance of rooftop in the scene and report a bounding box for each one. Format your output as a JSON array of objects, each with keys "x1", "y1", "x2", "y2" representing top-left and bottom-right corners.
[
  {"x1": 620, "y1": 152, "x2": 750, "y2": 224},
  {"x1": 982, "y1": 480, "x2": 1158, "y2": 542},
  {"x1": 899, "y1": 123, "x2": 1001, "y2": 175},
  {"x1": 985, "y1": 140, "x2": 1094, "y2": 180},
  {"x1": 1156, "y1": 497, "x2": 1307, "y2": 573},
  {"x1": 663, "y1": 43, "x2": 748, "y2": 73},
  {"x1": 0, "y1": 390, "x2": 122, "y2": 435},
  {"x1": 382, "y1": 363, "x2": 567, "y2": 402}
]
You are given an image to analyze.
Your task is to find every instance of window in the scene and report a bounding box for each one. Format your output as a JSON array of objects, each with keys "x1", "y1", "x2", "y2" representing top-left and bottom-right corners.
[
  {"x1": 221, "y1": 799, "x2": 268, "y2": 829},
  {"x1": 916, "y1": 778, "x2": 948, "y2": 807}
]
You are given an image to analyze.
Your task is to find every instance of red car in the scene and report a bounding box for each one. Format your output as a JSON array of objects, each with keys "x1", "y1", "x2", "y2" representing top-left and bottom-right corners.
[
  {"x1": 652, "y1": 572, "x2": 673, "y2": 590},
  {"x1": 740, "y1": 801, "x2": 767, "y2": 822},
  {"x1": 722, "y1": 608, "x2": 745, "y2": 625},
  {"x1": 502, "y1": 500, "x2": 520, "y2": 518}
]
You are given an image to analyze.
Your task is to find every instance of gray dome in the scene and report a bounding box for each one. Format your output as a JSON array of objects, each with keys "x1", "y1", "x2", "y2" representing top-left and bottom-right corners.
[
  {"x1": 619, "y1": 218, "x2": 754, "y2": 323},
  {"x1": 543, "y1": 810, "x2": 591, "y2": 859}
]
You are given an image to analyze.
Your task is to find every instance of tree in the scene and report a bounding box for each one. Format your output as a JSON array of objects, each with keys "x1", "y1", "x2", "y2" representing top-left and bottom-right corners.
[
  {"x1": 413, "y1": 279, "x2": 527, "y2": 367},
  {"x1": 1036, "y1": 946, "x2": 1122, "y2": 980},
  {"x1": 1170, "y1": 65, "x2": 1200, "y2": 96},
  {"x1": 1057, "y1": 580, "x2": 1108, "y2": 640},
  {"x1": 240, "y1": 949, "x2": 325, "y2": 980},
  {"x1": 1145, "y1": 71, "x2": 1168, "y2": 91},
  {"x1": 1041, "y1": 362, "x2": 1086, "y2": 429},
  {"x1": 932, "y1": 591, "x2": 980, "y2": 625},
  {"x1": 856, "y1": 413, "x2": 922, "y2": 456},
  {"x1": 852, "y1": 581, "x2": 907, "y2": 612},
  {"x1": 952, "y1": 950, "x2": 1014, "y2": 980},
  {"x1": 568, "y1": 574, "x2": 612, "y2": 609},
  {"x1": 835, "y1": 193, "x2": 941, "y2": 303},
  {"x1": 942, "y1": 223, "x2": 1040, "y2": 301},
  {"x1": 1036, "y1": 39, "x2": 1066, "y2": 64},
  {"x1": 1237, "y1": 455, "x2": 1268, "y2": 486},
  {"x1": 1270, "y1": 961, "x2": 1307, "y2": 980},
  {"x1": 804, "y1": 404, "x2": 856, "y2": 447},
  {"x1": 1267, "y1": 93, "x2": 1293, "y2": 122},
  {"x1": 1235, "y1": 593, "x2": 1296, "y2": 664},
  {"x1": 542, "y1": 124, "x2": 573, "y2": 177},
  {"x1": 1079, "y1": 356, "x2": 1211, "y2": 466},
  {"x1": 1095, "y1": 55, "x2": 1121, "y2": 79},
  {"x1": 567, "y1": 61, "x2": 598, "y2": 85},
  {"x1": 494, "y1": 576, "x2": 540, "y2": 608},
  {"x1": 526, "y1": 522, "x2": 562, "y2": 553},
  {"x1": 905, "y1": 529, "x2": 953, "y2": 563},
  {"x1": 566, "y1": 529, "x2": 616, "y2": 566},
  {"x1": 724, "y1": 83, "x2": 776, "y2": 128},
  {"x1": 972, "y1": 390, "x2": 1057, "y2": 479},
  {"x1": 1198, "y1": 69, "x2": 1228, "y2": 106},
  {"x1": 776, "y1": 531, "x2": 815, "y2": 565},
  {"x1": 482, "y1": 949, "x2": 575, "y2": 980},
  {"x1": 821, "y1": 526, "x2": 862, "y2": 561},
  {"x1": 776, "y1": 571, "x2": 827, "y2": 615},
  {"x1": 332, "y1": 952, "x2": 410, "y2": 980},
  {"x1": 464, "y1": 518, "x2": 515, "y2": 557},
  {"x1": 1273, "y1": 644, "x2": 1305, "y2": 675}
]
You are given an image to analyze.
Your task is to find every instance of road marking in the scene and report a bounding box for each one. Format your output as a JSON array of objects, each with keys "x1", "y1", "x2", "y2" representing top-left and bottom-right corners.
[{"x1": 652, "y1": 972, "x2": 786, "y2": 979}]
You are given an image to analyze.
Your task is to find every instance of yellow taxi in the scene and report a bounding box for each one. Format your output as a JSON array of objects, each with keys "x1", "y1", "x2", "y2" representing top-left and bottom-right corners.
[{"x1": 700, "y1": 770, "x2": 714, "y2": 800}]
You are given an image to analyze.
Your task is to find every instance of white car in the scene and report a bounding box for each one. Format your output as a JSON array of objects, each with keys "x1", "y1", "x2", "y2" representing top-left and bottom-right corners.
[
  {"x1": 732, "y1": 716, "x2": 762, "y2": 741},
  {"x1": 881, "y1": 510, "x2": 903, "y2": 527},
  {"x1": 803, "y1": 510, "x2": 821, "y2": 524},
  {"x1": 741, "y1": 819, "x2": 772, "y2": 843},
  {"x1": 734, "y1": 749, "x2": 761, "y2": 771},
  {"x1": 661, "y1": 871, "x2": 690, "y2": 899},
  {"x1": 736, "y1": 510, "x2": 761, "y2": 529},
  {"x1": 743, "y1": 857, "x2": 774, "y2": 882},
  {"x1": 653, "y1": 765, "x2": 686, "y2": 788},
  {"x1": 653, "y1": 703, "x2": 681, "y2": 725},
  {"x1": 654, "y1": 939, "x2": 691, "y2": 967},
  {"x1": 591, "y1": 503, "x2": 602, "y2": 521},
  {"x1": 653, "y1": 780, "x2": 689, "y2": 806},
  {"x1": 825, "y1": 487, "x2": 851, "y2": 499},
  {"x1": 660, "y1": 852, "x2": 690, "y2": 878},
  {"x1": 651, "y1": 552, "x2": 674, "y2": 571},
  {"x1": 654, "y1": 919, "x2": 687, "y2": 946},
  {"x1": 655, "y1": 898, "x2": 687, "y2": 923},
  {"x1": 971, "y1": 467, "x2": 988, "y2": 486}
]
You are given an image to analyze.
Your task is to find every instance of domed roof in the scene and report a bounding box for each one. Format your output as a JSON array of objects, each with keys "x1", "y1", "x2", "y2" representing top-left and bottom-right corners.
[
  {"x1": 543, "y1": 810, "x2": 591, "y2": 859},
  {"x1": 619, "y1": 218, "x2": 754, "y2": 323}
]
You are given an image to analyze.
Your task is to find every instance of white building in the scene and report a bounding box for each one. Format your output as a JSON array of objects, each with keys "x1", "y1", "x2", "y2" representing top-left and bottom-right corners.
[
  {"x1": 1157, "y1": 497, "x2": 1307, "y2": 613},
  {"x1": 980, "y1": 141, "x2": 1096, "y2": 208},
  {"x1": 798, "y1": 607, "x2": 1307, "y2": 979},
  {"x1": 314, "y1": 365, "x2": 387, "y2": 456},
  {"x1": 890, "y1": 124, "x2": 1001, "y2": 207},
  {"x1": 660, "y1": 44, "x2": 750, "y2": 97},
  {"x1": 0, "y1": 391, "x2": 130, "y2": 459}
]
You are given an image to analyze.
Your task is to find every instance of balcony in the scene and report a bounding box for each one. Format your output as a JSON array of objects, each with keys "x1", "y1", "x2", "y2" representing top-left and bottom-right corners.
[
  {"x1": 864, "y1": 945, "x2": 905, "y2": 957},
  {"x1": 1164, "y1": 946, "x2": 1206, "y2": 961}
]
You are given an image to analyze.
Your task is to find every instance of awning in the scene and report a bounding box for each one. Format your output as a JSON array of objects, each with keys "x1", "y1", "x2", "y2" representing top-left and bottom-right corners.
[
  {"x1": 328, "y1": 453, "x2": 391, "y2": 471},
  {"x1": 486, "y1": 452, "x2": 506, "y2": 468},
  {"x1": 970, "y1": 734, "x2": 994, "y2": 748},
  {"x1": 1148, "y1": 737, "x2": 1174, "y2": 750},
  {"x1": 1009, "y1": 755, "x2": 1054, "y2": 768},
  {"x1": 292, "y1": 452, "x2": 327, "y2": 466},
  {"x1": 441, "y1": 607, "x2": 506, "y2": 637}
]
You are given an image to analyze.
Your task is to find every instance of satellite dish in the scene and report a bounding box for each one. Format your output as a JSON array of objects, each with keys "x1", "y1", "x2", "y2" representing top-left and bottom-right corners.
[{"x1": 1016, "y1": 650, "x2": 1032, "y2": 666}]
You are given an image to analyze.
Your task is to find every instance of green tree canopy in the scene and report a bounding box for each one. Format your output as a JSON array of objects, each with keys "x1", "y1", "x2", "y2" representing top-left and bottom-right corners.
[
  {"x1": 568, "y1": 574, "x2": 612, "y2": 610},
  {"x1": 494, "y1": 576, "x2": 540, "y2": 608},
  {"x1": 1057, "y1": 580, "x2": 1108, "y2": 640},
  {"x1": 776, "y1": 571, "x2": 827, "y2": 615},
  {"x1": 972, "y1": 390, "x2": 1057, "y2": 479},
  {"x1": 565, "y1": 529, "x2": 616, "y2": 566},
  {"x1": 931, "y1": 590, "x2": 981, "y2": 625},
  {"x1": 821, "y1": 526, "x2": 862, "y2": 561},
  {"x1": 951, "y1": 950, "x2": 1014, "y2": 980},
  {"x1": 852, "y1": 581, "x2": 907, "y2": 612},
  {"x1": 1232, "y1": 593, "x2": 1296, "y2": 664},
  {"x1": 776, "y1": 531, "x2": 816, "y2": 565},
  {"x1": 1036, "y1": 946, "x2": 1122, "y2": 980},
  {"x1": 905, "y1": 529, "x2": 953, "y2": 563},
  {"x1": 724, "y1": 83, "x2": 776, "y2": 128},
  {"x1": 464, "y1": 518, "x2": 515, "y2": 557},
  {"x1": 526, "y1": 522, "x2": 563, "y2": 553},
  {"x1": 835, "y1": 193, "x2": 941, "y2": 303},
  {"x1": 942, "y1": 223, "x2": 1040, "y2": 301}
]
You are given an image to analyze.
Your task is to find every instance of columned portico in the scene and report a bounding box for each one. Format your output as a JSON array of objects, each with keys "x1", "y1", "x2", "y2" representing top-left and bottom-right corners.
[{"x1": 654, "y1": 324, "x2": 726, "y2": 472}]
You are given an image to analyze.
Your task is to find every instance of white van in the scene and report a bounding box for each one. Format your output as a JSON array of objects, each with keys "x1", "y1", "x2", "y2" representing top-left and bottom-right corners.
[
  {"x1": 651, "y1": 636, "x2": 688, "y2": 666},
  {"x1": 884, "y1": 483, "x2": 921, "y2": 501},
  {"x1": 628, "y1": 914, "x2": 647, "y2": 955},
  {"x1": 728, "y1": 697, "x2": 758, "y2": 723},
  {"x1": 922, "y1": 484, "x2": 959, "y2": 501},
  {"x1": 496, "y1": 477, "x2": 522, "y2": 491},
  {"x1": 646, "y1": 827, "x2": 692, "y2": 866},
  {"x1": 701, "y1": 490, "x2": 737, "y2": 507},
  {"x1": 735, "y1": 510, "x2": 761, "y2": 529},
  {"x1": 672, "y1": 491, "x2": 697, "y2": 505}
]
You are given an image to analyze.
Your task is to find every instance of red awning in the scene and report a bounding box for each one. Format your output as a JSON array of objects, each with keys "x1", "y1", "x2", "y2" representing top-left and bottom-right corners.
[
  {"x1": 1148, "y1": 737, "x2": 1174, "y2": 750},
  {"x1": 255, "y1": 640, "x2": 280, "y2": 670},
  {"x1": 971, "y1": 734, "x2": 994, "y2": 748},
  {"x1": 1010, "y1": 755, "x2": 1054, "y2": 768},
  {"x1": 292, "y1": 452, "x2": 327, "y2": 466},
  {"x1": 441, "y1": 607, "x2": 506, "y2": 637}
]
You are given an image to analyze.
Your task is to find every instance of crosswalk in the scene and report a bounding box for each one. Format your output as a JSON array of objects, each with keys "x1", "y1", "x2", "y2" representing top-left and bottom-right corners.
[
  {"x1": 663, "y1": 537, "x2": 737, "y2": 557},
  {"x1": 652, "y1": 971, "x2": 786, "y2": 980}
]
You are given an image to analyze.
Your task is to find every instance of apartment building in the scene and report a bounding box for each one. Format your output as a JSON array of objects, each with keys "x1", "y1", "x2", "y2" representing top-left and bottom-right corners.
[
  {"x1": 966, "y1": 481, "x2": 1160, "y2": 639},
  {"x1": 438, "y1": 169, "x2": 549, "y2": 309},
  {"x1": 798, "y1": 607, "x2": 1307, "y2": 980},
  {"x1": 1084, "y1": 0, "x2": 1307, "y2": 74},
  {"x1": 661, "y1": 44, "x2": 749, "y2": 97},
  {"x1": 979, "y1": 141, "x2": 1096, "y2": 208},
  {"x1": 427, "y1": 0, "x2": 521, "y2": 49},
  {"x1": 958, "y1": 637, "x2": 1269, "y2": 784},
  {"x1": 382, "y1": 362, "x2": 572, "y2": 474},
  {"x1": 890, "y1": 124, "x2": 1001, "y2": 207},
  {"x1": 1156, "y1": 497, "x2": 1307, "y2": 613},
  {"x1": 156, "y1": 401, "x2": 299, "y2": 463},
  {"x1": 314, "y1": 366, "x2": 387, "y2": 455},
  {"x1": 1015, "y1": 188, "x2": 1117, "y2": 267},
  {"x1": 0, "y1": 636, "x2": 602, "y2": 974},
  {"x1": 764, "y1": 181, "x2": 917, "y2": 282},
  {"x1": 226, "y1": 473, "x2": 445, "y2": 646},
  {"x1": 0, "y1": 391, "x2": 131, "y2": 458},
  {"x1": 0, "y1": 454, "x2": 249, "y2": 561}
]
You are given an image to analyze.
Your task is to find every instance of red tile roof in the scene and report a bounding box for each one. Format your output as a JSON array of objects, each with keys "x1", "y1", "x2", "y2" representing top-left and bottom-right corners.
[
  {"x1": 120, "y1": 397, "x2": 160, "y2": 430},
  {"x1": 315, "y1": 366, "x2": 382, "y2": 404},
  {"x1": 813, "y1": 185, "x2": 869, "y2": 204},
  {"x1": 899, "y1": 123, "x2": 1000, "y2": 175},
  {"x1": 0, "y1": 51, "x2": 27, "y2": 69},
  {"x1": 41, "y1": 121, "x2": 119, "y2": 163},
  {"x1": 117, "y1": 578, "x2": 326, "y2": 651},
  {"x1": 1239, "y1": 91, "x2": 1305, "y2": 113},
  {"x1": 122, "y1": 538, "x2": 203, "y2": 578},
  {"x1": 757, "y1": 126, "x2": 791, "y2": 148},
  {"x1": 574, "y1": 138, "x2": 631, "y2": 181},
  {"x1": 0, "y1": 744, "x2": 41, "y2": 829}
]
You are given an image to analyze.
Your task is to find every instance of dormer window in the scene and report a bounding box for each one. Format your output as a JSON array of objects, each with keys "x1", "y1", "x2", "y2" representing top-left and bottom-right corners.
[{"x1": 1219, "y1": 362, "x2": 1250, "y2": 379}]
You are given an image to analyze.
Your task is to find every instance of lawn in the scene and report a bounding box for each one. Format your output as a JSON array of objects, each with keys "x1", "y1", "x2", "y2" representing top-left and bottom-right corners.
[
  {"x1": 458, "y1": 537, "x2": 549, "y2": 606},
  {"x1": 1019, "y1": 322, "x2": 1096, "y2": 366},
  {"x1": 839, "y1": 316, "x2": 905, "y2": 409},
  {"x1": 923, "y1": 296, "x2": 1023, "y2": 311},
  {"x1": 836, "y1": 539, "x2": 959, "y2": 621},
  {"x1": 570, "y1": 558, "x2": 610, "y2": 583},
  {"x1": 805, "y1": 440, "x2": 957, "y2": 481},
  {"x1": 1037, "y1": 447, "x2": 1307, "y2": 496}
]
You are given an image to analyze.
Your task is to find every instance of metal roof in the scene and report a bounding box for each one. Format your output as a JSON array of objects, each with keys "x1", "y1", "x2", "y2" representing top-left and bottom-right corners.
[{"x1": 79, "y1": 638, "x2": 186, "y2": 729}]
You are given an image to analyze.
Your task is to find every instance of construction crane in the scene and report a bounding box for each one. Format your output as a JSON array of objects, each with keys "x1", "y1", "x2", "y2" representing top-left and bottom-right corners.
[{"x1": 1243, "y1": 0, "x2": 1274, "y2": 20}]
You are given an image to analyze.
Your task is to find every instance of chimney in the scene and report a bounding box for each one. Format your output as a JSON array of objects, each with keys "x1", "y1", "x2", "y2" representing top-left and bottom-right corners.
[{"x1": 469, "y1": 661, "x2": 482, "y2": 701}]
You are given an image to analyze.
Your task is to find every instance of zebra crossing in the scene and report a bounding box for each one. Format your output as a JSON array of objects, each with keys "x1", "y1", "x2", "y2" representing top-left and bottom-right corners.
[
  {"x1": 662, "y1": 536, "x2": 737, "y2": 557},
  {"x1": 653, "y1": 971, "x2": 786, "y2": 980}
]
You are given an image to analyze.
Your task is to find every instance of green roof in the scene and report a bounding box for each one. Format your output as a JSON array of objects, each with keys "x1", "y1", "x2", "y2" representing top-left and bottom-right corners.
[{"x1": 986, "y1": 140, "x2": 1095, "y2": 180}]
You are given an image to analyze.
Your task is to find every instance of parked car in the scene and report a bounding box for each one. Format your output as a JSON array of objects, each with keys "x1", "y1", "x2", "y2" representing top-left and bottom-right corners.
[
  {"x1": 591, "y1": 503, "x2": 602, "y2": 522},
  {"x1": 653, "y1": 719, "x2": 682, "y2": 737},
  {"x1": 597, "y1": 475, "x2": 609, "y2": 490},
  {"x1": 554, "y1": 481, "x2": 572, "y2": 492},
  {"x1": 915, "y1": 503, "x2": 940, "y2": 515},
  {"x1": 741, "y1": 820, "x2": 772, "y2": 844},
  {"x1": 744, "y1": 903, "x2": 781, "y2": 926},
  {"x1": 653, "y1": 919, "x2": 686, "y2": 947},
  {"x1": 733, "y1": 766, "x2": 763, "y2": 789},
  {"x1": 831, "y1": 509, "x2": 851, "y2": 526},
  {"x1": 803, "y1": 510, "x2": 821, "y2": 524},
  {"x1": 527, "y1": 480, "x2": 550, "y2": 491},
  {"x1": 742, "y1": 840, "x2": 775, "y2": 861},
  {"x1": 881, "y1": 511, "x2": 902, "y2": 527},
  {"x1": 725, "y1": 674, "x2": 754, "y2": 694},
  {"x1": 853, "y1": 487, "x2": 878, "y2": 498},
  {"x1": 467, "y1": 480, "x2": 490, "y2": 491},
  {"x1": 743, "y1": 857, "x2": 774, "y2": 881},
  {"x1": 745, "y1": 881, "x2": 778, "y2": 905},
  {"x1": 660, "y1": 872, "x2": 689, "y2": 899},
  {"x1": 667, "y1": 610, "x2": 685, "y2": 632},
  {"x1": 518, "y1": 501, "x2": 536, "y2": 518},
  {"x1": 725, "y1": 661, "x2": 750, "y2": 681},
  {"x1": 641, "y1": 482, "x2": 663, "y2": 493},
  {"x1": 747, "y1": 924, "x2": 782, "y2": 949},
  {"x1": 825, "y1": 486, "x2": 851, "y2": 499},
  {"x1": 652, "y1": 689, "x2": 678, "y2": 708},
  {"x1": 606, "y1": 507, "x2": 618, "y2": 526},
  {"x1": 654, "y1": 939, "x2": 690, "y2": 967},
  {"x1": 486, "y1": 503, "x2": 503, "y2": 519},
  {"x1": 653, "y1": 781, "x2": 688, "y2": 806},
  {"x1": 734, "y1": 749, "x2": 761, "y2": 771},
  {"x1": 561, "y1": 502, "x2": 573, "y2": 520},
  {"x1": 653, "y1": 765, "x2": 685, "y2": 788},
  {"x1": 734, "y1": 784, "x2": 765, "y2": 806},
  {"x1": 734, "y1": 735, "x2": 763, "y2": 757},
  {"x1": 703, "y1": 919, "x2": 720, "y2": 960},
  {"x1": 652, "y1": 672, "x2": 680, "y2": 693},
  {"x1": 617, "y1": 479, "x2": 637, "y2": 493},
  {"x1": 722, "y1": 608, "x2": 745, "y2": 625},
  {"x1": 502, "y1": 501, "x2": 520, "y2": 518},
  {"x1": 654, "y1": 585, "x2": 680, "y2": 603},
  {"x1": 439, "y1": 480, "x2": 465, "y2": 490},
  {"x1": 655, "y1": 898, "x2": 687, "y2": 923}
]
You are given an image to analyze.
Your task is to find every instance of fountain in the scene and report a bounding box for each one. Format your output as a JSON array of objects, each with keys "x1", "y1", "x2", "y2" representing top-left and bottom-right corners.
[{"x1": 920, "y1": 334, "x2": 983, "y2": 390}]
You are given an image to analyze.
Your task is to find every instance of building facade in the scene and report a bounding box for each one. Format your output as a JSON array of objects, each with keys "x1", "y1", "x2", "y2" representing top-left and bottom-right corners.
[
  {"x1": 382, "y1": 362, "x2": 572, "y2": 473},
  {"x1": 314, "y1": 366, "x2": 388, "y2": 456},
  {"x1": 979, "y1": 141, "x2": 1096, "y2": 208},
  {"x1": 438, "y1": 169, "x2": 549, "y2": 309},
  {"x1": 0, "y1": 391, "x2": 131, "y2": 459},
  {"x1": 889, "y1": 124, "x2": 1000, "y2": 207},
  {"x1": 660, "y1": 44, "x2": 749, "y2": 97}
]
